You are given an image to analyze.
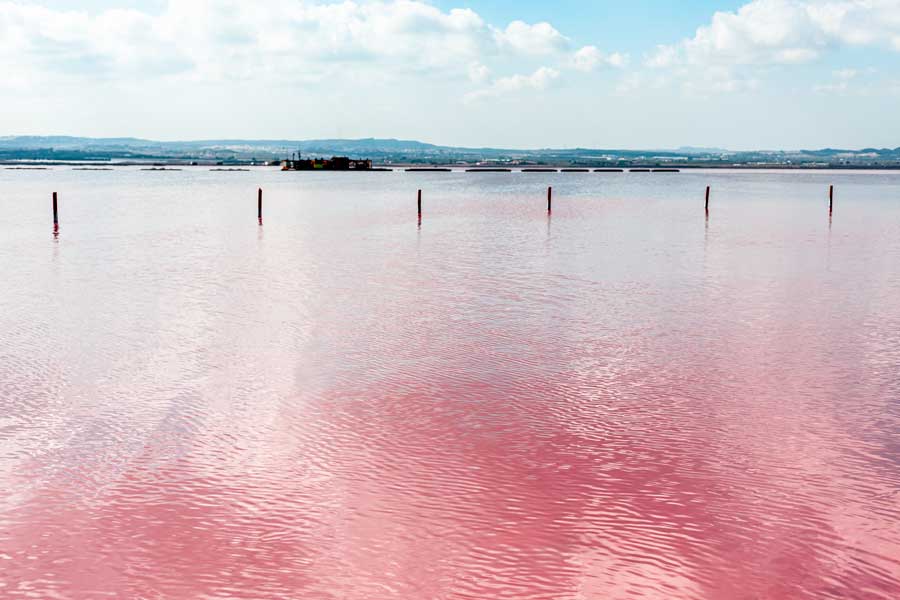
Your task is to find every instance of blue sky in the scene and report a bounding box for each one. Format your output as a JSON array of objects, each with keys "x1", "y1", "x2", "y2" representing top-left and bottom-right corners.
[
  {"x1": 434, "y1": 1, "x2": 747, "y2": 50},
  {"x1": 1, "y1": 0, "x2": 899, "y2": 149}
]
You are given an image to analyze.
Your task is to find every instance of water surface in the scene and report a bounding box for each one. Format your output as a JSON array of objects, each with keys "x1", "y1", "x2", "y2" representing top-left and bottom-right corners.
[{"x1": 1, "y1": 168, "x2": 899, "y2": 599}]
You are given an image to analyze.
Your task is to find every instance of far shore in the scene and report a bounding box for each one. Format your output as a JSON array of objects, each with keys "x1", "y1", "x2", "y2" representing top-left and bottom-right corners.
[{"x1": 4, "y1": 161, "x2": 900, "y2": 171}]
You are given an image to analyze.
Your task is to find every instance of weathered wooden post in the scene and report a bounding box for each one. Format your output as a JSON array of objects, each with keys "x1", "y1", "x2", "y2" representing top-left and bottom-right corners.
[
  {"x1": 829, "y1": 185, "x2": 834, "y2": 216},
  {"x1": 705, "y1": 186, "x2": 710, "y2": 215},
  {"x1": 547, "y1": 186, "x2": 552, "y2": 213},
  {"x1": 258, "y1": 188, "x2": 263, "y2": 224},
  {"x1": 52, "y1": 192, "x2": 59, "y2": 232},
  {"x1": 417, "y1": 189, "x2": 422, "y2": 219}
]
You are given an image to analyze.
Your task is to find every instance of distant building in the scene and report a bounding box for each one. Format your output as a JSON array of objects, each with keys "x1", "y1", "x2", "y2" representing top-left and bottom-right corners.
[{"x1": 281, "y1": 155, "x2": 373, "y2": 171}]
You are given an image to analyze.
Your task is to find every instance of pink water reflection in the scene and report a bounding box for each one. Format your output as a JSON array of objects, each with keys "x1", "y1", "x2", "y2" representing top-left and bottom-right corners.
[{"x1": 1, "y1": 168, "x2": 900, "y2": 599}]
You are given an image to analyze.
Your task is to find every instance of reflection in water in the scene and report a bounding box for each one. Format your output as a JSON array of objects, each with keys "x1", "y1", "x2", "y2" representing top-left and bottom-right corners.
[{"x1": 1, "y1": 168, "x2": 900, "y2": 599}]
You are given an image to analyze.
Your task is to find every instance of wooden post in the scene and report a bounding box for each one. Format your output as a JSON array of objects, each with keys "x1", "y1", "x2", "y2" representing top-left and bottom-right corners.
[
  {"x1": 417, "y1": 189, "x2": 422, "y2": 219},
  {"x1": 705, "y1": 186, "x2": 710, "y2": 214},
  {"x1": 258, "y1": 188, "x2": 263, "y2": 223},
  {"x1": 52, "y1": 192, "x2": 59, "y2": 230},
  {"x1": 547, "y1": 186, "x2": 552, "y2": 213},
  {"x1": 829, "y1": 185, "x2": 834, "y2": 215}
]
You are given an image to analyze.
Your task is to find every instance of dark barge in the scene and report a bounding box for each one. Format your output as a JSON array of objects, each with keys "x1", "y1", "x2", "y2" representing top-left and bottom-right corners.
[{"x1": 282, "y1": 155, "x2": 373, "y2": 171}]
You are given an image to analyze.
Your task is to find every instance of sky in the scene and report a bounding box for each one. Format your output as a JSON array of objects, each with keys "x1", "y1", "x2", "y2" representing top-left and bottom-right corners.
[{"x1": 1, "y1": 0, "x2": 899, "y2": 149}]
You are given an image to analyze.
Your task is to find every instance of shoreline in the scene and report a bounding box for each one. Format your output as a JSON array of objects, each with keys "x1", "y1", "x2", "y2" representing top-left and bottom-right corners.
[{"x1": 5, "y1": 161, "x2": 900, "y2": 172}]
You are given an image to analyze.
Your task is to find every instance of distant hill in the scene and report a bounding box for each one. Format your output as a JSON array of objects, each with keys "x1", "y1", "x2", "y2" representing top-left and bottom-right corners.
[
  {"x1": 0, "y1": 136, "x2": 452, "y2": 162},
  {"x1": 1, "y1": 136, "x2": 899, "y2": 167},
  {"x1": 0, "y1": 136, "x2": 441, "y2": 152},
  {"x1": 676, "y1": 146, "x2": 730, "y2": 154}
]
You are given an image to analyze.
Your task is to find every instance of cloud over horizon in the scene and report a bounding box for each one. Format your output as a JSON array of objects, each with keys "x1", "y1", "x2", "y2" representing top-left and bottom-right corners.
[
  {"x1": 0, "y1": 1, "x2": 618, "y2": 98},
  {"x1": 1, "y1": 0, "x2": 899, "y2": 148},
  {"x1": 645, "y1": 0, "x2": 900, "y2": 94}
]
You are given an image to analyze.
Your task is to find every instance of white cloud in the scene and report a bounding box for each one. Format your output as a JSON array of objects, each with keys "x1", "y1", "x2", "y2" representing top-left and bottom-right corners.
[
  {"x1": 571, "y1": 46, "x2": 628, "y2": 72},
  {"x1": 0, "y1": 3, "x2": 190, "y2": 85},
  {"x1": 606, "y1": 52, "x2": 628, "y2": 68},
  {"x1": 615, "y1": 73, "x2": 644, "y2": 95},
  {"x1": 0, "y1": 0, "x2": 620, "y2": 104},
  {"x1": 682, "y1": 68, "x2": 761, "y2": 95},
  {"x1": 648, "y1": 0, "x2": 900, "y2": 71},
  {"x1": 814, "y1": 81, "x2": 850, "y2": 92},
  {"x1": 647, "y1": 0, "x2": 825, "y2": 68},
  {"x1": 646, "y1": 45, "x2": 680, "y2": 68},
  {"x1": 494, "y1": 20, "x2": 569, "y2": 55},
  {"x1": 639, "y1": 0, "x2": 900, "y2": 95},
  {"x1": 468, "y1": 62, "x2": 491, "y2": 83},
  {"x1": 464, "y1": 66, "x2": 560, "y2": 103},
  {"x1": 833, "y1": 68, "x2": 858, "y2": 80},
  {"x1": 813, "y1": 65, "x2": 876, "y2": 93}
]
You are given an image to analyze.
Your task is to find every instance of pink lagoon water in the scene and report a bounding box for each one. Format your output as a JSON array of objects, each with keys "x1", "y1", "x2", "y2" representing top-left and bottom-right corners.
[{"x1": 1, "y1": 168, "x2": 899, "y2": 599}]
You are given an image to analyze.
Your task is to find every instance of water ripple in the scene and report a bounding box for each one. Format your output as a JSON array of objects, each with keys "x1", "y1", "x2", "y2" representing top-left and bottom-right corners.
[{"x1": 1, "y1": 169, "x2": 899, "y2": 598}]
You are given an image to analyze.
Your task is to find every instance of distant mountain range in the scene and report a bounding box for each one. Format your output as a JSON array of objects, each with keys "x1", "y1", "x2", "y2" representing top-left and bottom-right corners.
[
  {"x1": 0, "y1": 136, "x2": 441, "y2": 153},
  {"x1": 1, "y1": 136, "x2": 899, "y2": 167}
]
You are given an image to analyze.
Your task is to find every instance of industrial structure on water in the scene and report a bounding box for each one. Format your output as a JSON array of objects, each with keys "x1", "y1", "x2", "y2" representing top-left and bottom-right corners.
[{"x1": 281, "y1": 153, "x2": 373, "y2": 171}]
